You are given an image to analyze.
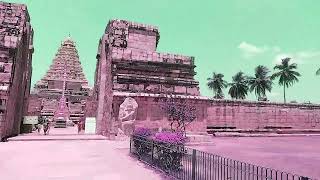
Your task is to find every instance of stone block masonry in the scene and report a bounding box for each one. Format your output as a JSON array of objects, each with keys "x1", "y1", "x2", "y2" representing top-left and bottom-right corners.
[
  {"x1": 111, "y1": 92, "x2": 320, "y2": 132},
  {"x1": 91, "y1": 19, "x2": 320, "y2": 136},
  {"x1": 0, "y1": 2, "x2": 34, "y2": 139},
  {"x1": 93, "y1": 19, "x2": 200, "y2": 137}
]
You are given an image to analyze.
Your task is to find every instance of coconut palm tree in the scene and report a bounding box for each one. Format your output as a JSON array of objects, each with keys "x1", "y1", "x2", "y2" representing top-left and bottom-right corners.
[
  {"x1": 207, "y1": 72, "x2": 228, "y2": 99},
  {"x1": 271, "y1": 57, "x2": 300, "y2": 103},
  {"x1": 247, "y1": 65, "x2": 272, "y2": 100},
  {"x1": 316, "y1": 68, "x2": 320, "y2": 75},
  {"x1": 228, "y1": 71, "x2": 249, "y2": 99}
]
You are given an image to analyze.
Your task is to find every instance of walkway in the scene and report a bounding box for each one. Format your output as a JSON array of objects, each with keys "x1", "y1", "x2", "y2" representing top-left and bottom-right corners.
[{"x1": 0, "y1": 129, "x2": 170, "y2": 180}]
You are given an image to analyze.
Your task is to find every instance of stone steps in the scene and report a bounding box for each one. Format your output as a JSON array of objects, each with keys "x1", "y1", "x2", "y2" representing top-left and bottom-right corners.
[
  {"x1": 213, "y1": 132, "x2": 320, "y2": 137},
  {"x1": 207, "y1": 129, "x2": 320, "y2": 134},
  {"x1": 187, "y1": 134, "x2": 214, "y2": 146}
]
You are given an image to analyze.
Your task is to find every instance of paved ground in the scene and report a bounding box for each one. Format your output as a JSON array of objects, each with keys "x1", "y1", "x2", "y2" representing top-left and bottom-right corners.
[
  {"x1": 0, "y1": 131, "x2": 170, "y2": 180},
  {"x1": 6, "y1": 127, "x2": 107, "y2": 141},
  {"x1": 3, "y1": 128, "x2": 319, "y2": 179},
  {"x1": 191, "y1": 136, "x2": 320, "y2": 179}
]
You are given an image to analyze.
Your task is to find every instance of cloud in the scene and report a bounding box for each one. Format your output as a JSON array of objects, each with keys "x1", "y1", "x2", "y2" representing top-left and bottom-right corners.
[
  {"x1": 273, "y1": 50, "x2": 320, "y2": 65},
  {"x1": 238, "y1": 41, "x2": 280, "y2": 59},
  {"x1": 238, "y1": 41, "x2": 320, "y2": 65},
  {"x1": 238, "y1": 41, "x2": 267, "y2": 59},
  {"x1": 296, "y1": 51, "x2": 320, "y2": 59},
  {"x1": 273, "y1": 53, "x2": 302, "y2": 64}
]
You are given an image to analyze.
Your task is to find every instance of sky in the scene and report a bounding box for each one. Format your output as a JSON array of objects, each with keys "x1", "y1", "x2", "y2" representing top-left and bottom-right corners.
[{"x1": 6, "y1": 0, "x2": 320, "y2": 103}]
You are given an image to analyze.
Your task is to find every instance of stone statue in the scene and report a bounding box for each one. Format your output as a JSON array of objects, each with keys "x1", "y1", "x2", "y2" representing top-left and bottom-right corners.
[{"x1": 118, "y1": 97, "x2": 138, "y2": 136}]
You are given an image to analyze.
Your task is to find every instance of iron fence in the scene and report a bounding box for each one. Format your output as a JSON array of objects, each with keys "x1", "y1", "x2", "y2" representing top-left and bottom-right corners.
[{"x1": 130, "y1": 135, "x2": 316, "y2": 180}]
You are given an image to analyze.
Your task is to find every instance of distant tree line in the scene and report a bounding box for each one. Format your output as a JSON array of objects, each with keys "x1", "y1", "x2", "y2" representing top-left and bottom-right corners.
[{"x1": 206, "y1": 57, "x2": 314, "y2": 103}]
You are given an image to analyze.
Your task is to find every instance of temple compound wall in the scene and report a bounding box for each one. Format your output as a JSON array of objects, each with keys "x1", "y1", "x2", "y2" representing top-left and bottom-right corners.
[
  {"x1": 112, "y1": 93, "x2": 320, "y2": 132},
  {"x1": 91, "y1": 19, "x2": 320, "y2": 136},
  {"x1": 0, "y1": 2, "x2": 34, "y2": 139}
]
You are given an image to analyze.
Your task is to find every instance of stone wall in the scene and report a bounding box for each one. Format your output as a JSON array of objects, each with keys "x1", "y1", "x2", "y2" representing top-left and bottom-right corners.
[
  {"x1": 85, "y1": 98, "x2": 98, "y2": 118},
  {"x1": 0, "y1": 2, "x2": 34, "y2": 139},
  {"x1": 127, "y1": 27, "x2": 158, "y2": 51},
  {"x1": 26, "y1": 94, "x2": 41, "y2": 116},
  {"x1": 94, "y1": 35, "x2": 113, "y2": 136},
  {"x1": 111, "y1": 92, "x2": 320, "y2": 132},
  {"x1": 207, "y1": 101, "x2": 320, "y2": 129},
  {"x1": 91, "y1": 19, "x2": 320, "y2": 137}
]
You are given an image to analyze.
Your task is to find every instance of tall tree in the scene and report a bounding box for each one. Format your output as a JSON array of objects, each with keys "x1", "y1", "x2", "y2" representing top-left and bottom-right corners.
[
  {"x1": 228, "y1": 71, "x2": 249, "y2": 99},
  {"x1": 248, "y1": 65, "x2": 272, "y2": 100},
  {"x1": 207, "y1": 72, "x2": 228, "y2": 99},
  {"x1": 271, "y1": 57, "x2": 300, "y2": 103},
  {"x1": 316, "y1": 68, "x2": 320, "y2": 76}
]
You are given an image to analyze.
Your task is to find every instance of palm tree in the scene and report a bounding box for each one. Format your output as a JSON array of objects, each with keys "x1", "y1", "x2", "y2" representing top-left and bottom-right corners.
[
  {"x1": 228, "y1": 71, "x2": 249, "y2": 99},
  {"x1": 207, "y1": 72, "x2": 228, "y2": 99},
  {"x1": 316, "y1": 68, "x2": 320, "y2": 75},
  {"x1": 271, "y1": 57, "x2": 300, "y2": 103},
  {"x1": 247, "y1": 65, "x2": 272, "y2": 100}
]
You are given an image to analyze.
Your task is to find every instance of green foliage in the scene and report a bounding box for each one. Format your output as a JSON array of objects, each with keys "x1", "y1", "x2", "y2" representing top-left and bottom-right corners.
[
  {"x1": 248, "y1": 65, "x2": 272, "y2": 100},
  {"x1": 316, "y1": 68, "x2": 320, "y2": 76},
  {"x1": 207, "y1": 72, "x2": 228, "y2": 99},
  {"x1": 228, "y1": 71, "x2": 249, "y2": 99},
  {"x1": 271, "y1": 57, "x2": 301, "y2": 103}
]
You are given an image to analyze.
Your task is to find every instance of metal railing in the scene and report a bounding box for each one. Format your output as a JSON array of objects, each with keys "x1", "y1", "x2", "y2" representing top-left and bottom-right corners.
[{"x1": 130, "y1": 135, "x2": 316, "y2": 180}]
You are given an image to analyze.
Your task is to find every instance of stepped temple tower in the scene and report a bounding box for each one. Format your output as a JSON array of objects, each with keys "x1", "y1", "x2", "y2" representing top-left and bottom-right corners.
[
  {"x1": 28, "y1": 37, "x2": 90, "y2": 124},
  {"x1": 89, "y1": 19, "x2": 320, "y2": 138},
  {"x1": 0, "y1": 2, "x2": 34, "y2": 139}
]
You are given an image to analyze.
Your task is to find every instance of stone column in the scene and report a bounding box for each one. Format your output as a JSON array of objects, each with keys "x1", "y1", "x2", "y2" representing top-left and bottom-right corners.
[{"x1": 96, "y1": 34, "x2": 114, "y2": 137}]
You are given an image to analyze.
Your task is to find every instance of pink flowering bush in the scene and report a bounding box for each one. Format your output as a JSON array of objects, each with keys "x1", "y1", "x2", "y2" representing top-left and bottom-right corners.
[
  {"x1": 153, "y1": 131, "x2": 186, "y2": 145},
  {"x1": 152, "y1": 131, "x2": 186, "y2": 171},
  {"x1": 132, "y1": 128, "x2": 186, "y2": 171},
  {"x1": 133, "y1": 127, "x2": 153, "y2": 138},
  {"x1": 132, "y1": 128, "x2": 154, "y2": 157}
]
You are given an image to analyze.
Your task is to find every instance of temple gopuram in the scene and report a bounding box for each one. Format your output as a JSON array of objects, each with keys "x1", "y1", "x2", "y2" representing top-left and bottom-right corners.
[
  {"x1": 27, "y1": 37, "x2": 90, "y2": 124},
  {"x1": 0, "y1": 2, "x2": 34, "y2": 139}
]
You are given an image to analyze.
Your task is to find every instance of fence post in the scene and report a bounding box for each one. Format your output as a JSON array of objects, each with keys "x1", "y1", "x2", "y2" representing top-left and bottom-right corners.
[
  {"x1": 129, "y1": 136, "x2": 132, "y2": 153},
  {"x1": 151, "y1": 141, "x2": 154, "y2": 165},
  {"x1": 192, "y1": 149, "x2": 197, "y2": 180}
]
